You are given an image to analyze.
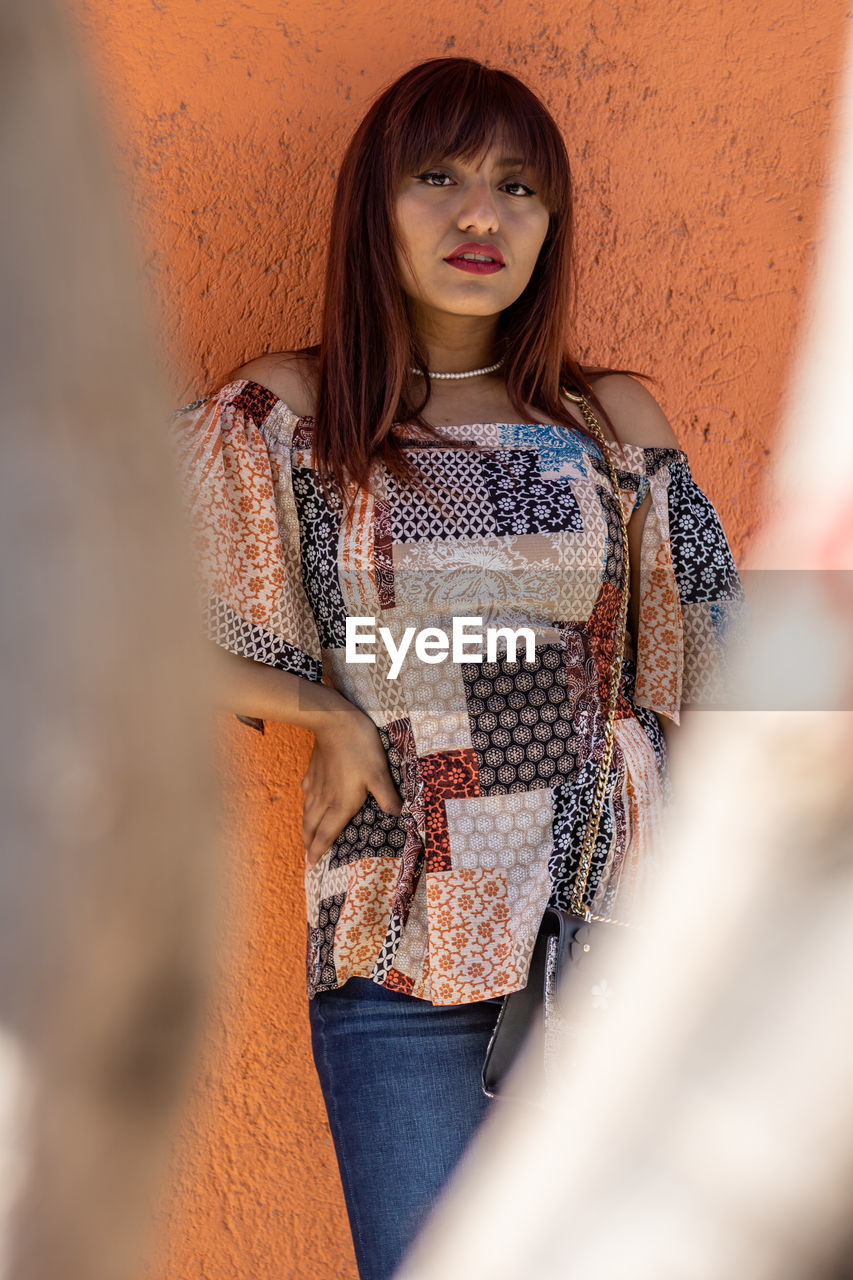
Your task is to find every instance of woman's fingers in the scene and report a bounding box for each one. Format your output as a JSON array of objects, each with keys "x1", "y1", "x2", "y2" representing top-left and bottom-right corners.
[
  {"x1": 298, "y1": 718, "x2": 405, "y2": 865},
  {"x1": 371, "y1": 778, "x2": 405, "y2": 816},
  {"x1": 301, "y1": 791, "x2": 332, "y2": 861},
  {"x1": 303, "y1": 808, "x2": 331, "y2": 866},
  {"x1": 304, "y1": 805, "x2": 352, "y2": 868},
  {"x1": 303, "y1": 782, "x2": 404, "y2": 867},
  {"x1": 302, "y1": 782, "x2": 366, "y2": 866}
]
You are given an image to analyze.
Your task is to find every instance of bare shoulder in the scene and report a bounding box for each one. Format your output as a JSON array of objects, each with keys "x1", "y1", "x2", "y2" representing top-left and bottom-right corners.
[
  {"x1": 589, "y1": 373, "x2": 681, "y2": 450},
  {"x1": 228, "y1": 350, "x2": 319, "y2": 417}
]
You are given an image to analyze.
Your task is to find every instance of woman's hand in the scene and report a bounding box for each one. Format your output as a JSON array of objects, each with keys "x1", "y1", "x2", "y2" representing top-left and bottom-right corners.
[{"x1": 300, "y1": 704, "x2": 404, "y2": 868}]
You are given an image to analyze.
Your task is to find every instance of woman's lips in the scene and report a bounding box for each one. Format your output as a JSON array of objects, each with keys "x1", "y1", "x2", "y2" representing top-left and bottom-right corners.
[
  {"x1": 444, "y1": 257, "x2": 504, "y2": 275},
  {"x1": 443, "y1": 243, "x2": 505, "y2": 275}
]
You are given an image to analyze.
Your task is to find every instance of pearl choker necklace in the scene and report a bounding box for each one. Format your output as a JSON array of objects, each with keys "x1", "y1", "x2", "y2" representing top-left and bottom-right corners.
[{"x1": 409, "y1": 357, "x2": 504, "y2": 381}]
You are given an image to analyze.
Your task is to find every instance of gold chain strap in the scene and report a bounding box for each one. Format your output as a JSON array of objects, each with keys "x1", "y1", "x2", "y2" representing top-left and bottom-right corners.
[{"x1": 562, "y1": 388, "x2": 633, "y2": 928}]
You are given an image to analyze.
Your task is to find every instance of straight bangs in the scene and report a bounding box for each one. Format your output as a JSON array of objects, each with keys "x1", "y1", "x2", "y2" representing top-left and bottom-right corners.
[{"x1": 382, "y1": 60, "x2": 569, "y2": 215}]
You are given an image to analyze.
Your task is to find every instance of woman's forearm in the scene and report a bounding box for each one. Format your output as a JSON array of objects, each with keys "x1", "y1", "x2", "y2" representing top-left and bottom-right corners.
[{"x1": 208, "y1": 646, "x2": 358, "y2": 735}]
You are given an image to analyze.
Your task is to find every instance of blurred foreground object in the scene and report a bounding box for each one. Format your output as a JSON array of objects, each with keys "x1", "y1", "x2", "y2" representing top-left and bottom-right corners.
[
  {"x1": 0, "y1": 2, "x2": 220, "y2": 1278},
  {"x1": 398, "y1": 40, "x2": 853, "y2": 1280}
]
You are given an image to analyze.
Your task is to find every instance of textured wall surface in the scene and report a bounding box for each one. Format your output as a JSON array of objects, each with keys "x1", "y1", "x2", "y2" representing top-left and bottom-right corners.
[{"x1": 67, "y1": 2, "x2": 850, "y2": 1277}]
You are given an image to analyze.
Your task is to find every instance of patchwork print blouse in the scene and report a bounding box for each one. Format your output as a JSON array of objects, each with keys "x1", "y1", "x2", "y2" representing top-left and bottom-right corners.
[{"x1": 172, "y1": 378, "x2": 744, "y2": 1006}]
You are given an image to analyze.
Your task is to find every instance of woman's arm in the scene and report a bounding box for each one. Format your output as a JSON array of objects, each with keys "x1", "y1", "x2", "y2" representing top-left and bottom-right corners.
[
  {"x1": 592, "y1": 374, "x2": 679, "y2": 637},
  {"x1": 210, "y1": 647, "x2": 404, "y2": 864},
  {"x1": 592, "y1": 374, "x2": 683, "y2": 753},
  {"x1": 627, "y1": 487, "x2": 682, "y2": 755},
  {"x1": 210, "y1": 645, "x2": 352, "y2": 734}
]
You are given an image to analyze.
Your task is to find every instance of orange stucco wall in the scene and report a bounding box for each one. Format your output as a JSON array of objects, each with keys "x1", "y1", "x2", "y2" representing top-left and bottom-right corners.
[{"x1": 66, "y1": 3, "x2": 849, "y2": 1276}]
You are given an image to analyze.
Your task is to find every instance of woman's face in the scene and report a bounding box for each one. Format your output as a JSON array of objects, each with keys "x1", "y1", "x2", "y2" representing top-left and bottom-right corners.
[{"x1": 393, "y1": 142, "x2": 551, "y2": 321}]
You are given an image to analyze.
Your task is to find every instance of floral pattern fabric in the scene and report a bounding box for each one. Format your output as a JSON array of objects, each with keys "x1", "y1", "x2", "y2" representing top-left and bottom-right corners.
[{"x1": 171, "y1": 378, "x2": 744, "y2": 1005}]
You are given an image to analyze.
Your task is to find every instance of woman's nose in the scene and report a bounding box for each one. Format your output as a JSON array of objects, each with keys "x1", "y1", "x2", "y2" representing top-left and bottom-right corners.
[{"x1": 455, "y1": 182, "x2": 499, "y2": 235}]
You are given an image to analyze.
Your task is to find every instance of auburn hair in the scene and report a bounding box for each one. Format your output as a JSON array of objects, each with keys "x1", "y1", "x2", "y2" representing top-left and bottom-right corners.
[{"x1": 234, "y1": 57, "x2": 648, "y2": 515}]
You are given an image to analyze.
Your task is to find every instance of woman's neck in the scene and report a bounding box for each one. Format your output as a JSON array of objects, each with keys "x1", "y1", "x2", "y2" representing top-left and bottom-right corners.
[{"x1": 408, "y1": 303, "x2": 500, "y2": 375}]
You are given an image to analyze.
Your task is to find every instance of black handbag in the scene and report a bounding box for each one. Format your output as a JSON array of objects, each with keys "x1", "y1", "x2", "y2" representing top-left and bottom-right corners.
[{"x1": 481, "y1": 388, "x2": 635, "y2": 1099}]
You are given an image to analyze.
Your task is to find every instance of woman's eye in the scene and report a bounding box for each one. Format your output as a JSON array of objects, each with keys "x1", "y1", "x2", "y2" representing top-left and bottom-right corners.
[
  {"x1": 413, "y1": 171, "x2": 535, "y2": 196},
  {"x1": 416, "y1": 170, "x2": 454, "y2": 187}
]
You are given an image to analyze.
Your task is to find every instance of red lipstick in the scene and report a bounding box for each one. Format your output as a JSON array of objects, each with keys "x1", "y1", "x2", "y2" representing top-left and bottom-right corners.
[{"x1": 444, "y1": 241, "x2": 505, "y2": 275}]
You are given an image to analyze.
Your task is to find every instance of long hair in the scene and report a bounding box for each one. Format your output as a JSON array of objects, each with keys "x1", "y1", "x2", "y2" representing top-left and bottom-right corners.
[{"x1": 273, "y1": 58, "x2": 646, "y2": 513}]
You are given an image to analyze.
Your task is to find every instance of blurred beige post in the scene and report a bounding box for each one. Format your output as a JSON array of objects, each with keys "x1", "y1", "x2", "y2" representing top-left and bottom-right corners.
[
  {"x1": 397, "y1": 38, "x2": 853, "y2": 1280},
  {"x1": 0, "y1": 2, "x2": 221, "y2": 1278}
]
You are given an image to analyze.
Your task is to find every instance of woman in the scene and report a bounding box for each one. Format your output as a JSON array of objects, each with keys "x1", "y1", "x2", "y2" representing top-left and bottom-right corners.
[{"x1": 172, "y1": 56, "x2": 743, "y2": 1280}]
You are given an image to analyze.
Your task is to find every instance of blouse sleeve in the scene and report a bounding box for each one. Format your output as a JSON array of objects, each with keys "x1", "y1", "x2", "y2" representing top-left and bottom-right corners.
[
  {"x1": 170, "y1": 382, "x2": 325, "y2": 730},
  {"x1": 632, "y1": 447, "x2": 746, "y2": 725}
]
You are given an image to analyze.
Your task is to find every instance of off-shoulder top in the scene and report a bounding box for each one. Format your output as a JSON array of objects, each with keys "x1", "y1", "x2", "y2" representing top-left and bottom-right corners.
[{"x1": 171, "y1": 378, "x2": 745, "y2": 1005}]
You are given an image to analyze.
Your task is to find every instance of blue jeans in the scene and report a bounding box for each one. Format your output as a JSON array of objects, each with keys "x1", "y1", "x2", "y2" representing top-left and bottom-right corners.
[{"x1": 308, "y1": 977, "x2": 502, "y2": 1280}]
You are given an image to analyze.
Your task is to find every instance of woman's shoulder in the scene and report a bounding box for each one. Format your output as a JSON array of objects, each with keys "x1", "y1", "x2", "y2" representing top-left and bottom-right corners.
[
  {"x1": 224, "y1": 349, "x2": 319, "y2": 418},
  {"x1": 587, "y1": 373, "x2": 681, "y2": 452}
]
